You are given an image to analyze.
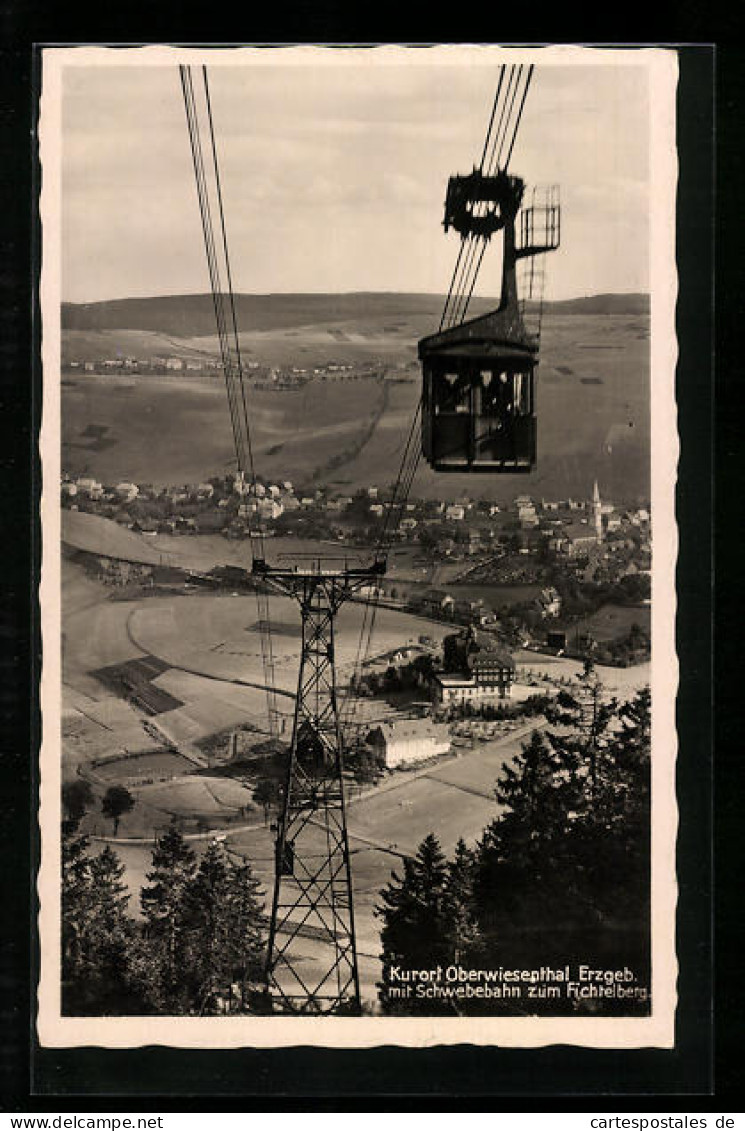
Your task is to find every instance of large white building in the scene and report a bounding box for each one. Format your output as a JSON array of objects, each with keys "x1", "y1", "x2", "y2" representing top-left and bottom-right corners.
[{"x1": 366, "y1": 720, "x2": 451, "y2": 769}]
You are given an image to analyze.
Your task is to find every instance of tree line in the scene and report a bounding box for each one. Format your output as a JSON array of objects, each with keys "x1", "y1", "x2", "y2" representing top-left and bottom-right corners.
[{"x1": 62, "y1": 820, "x2": 266, "y2": 1015}]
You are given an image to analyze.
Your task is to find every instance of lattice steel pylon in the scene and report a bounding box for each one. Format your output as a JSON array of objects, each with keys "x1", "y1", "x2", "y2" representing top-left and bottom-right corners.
[{"x1": 254, "y1": 556, "x2": 386, "y2": 1014}]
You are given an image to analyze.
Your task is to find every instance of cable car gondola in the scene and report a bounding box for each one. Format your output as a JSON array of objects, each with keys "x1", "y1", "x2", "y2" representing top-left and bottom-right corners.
[{"x1": 419, "y1": 69, "x2": 560, "y2": 474}]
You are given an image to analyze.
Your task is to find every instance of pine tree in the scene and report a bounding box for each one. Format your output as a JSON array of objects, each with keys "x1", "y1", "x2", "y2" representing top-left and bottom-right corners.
[
  {"x1": 61, "y1": 829, "x2": 137, "y2": 1014},
  {"x1": 475, "y1": 728, "x2": 588, "y2": 946},
  {"x1": 136, "y1": 830, "x2": 267, "y2": 1015},
  {"x1": 444, "y1": 838, "x2": 480, "y2": 964},
  {"x1": 575, "y1": 687, "x2": 651, "y2": 939},
  {"x1": 137, "y1": 823, "x2": 198, "y2": 1013},
  {"x1": 181, "y1": 840, "x2": 233, "y2": 1013},
  {"x1": 181, "y1": 841, "x2": 266, "y2": 1014},
  {"x1": 473, "y1": 687, "x2": 652, "y2": 995},
  {"x1": 61, "y1": 826, "x2": 97, "y2": 992},
  {"x1": 376, "y1": 833, "x2": 452, "y2": 1014},
  {"x1": 221, "y1": 858, "x2": 267, "y2": 1012}
]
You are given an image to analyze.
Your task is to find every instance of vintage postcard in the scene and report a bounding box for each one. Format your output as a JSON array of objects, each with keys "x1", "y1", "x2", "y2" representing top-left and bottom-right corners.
[{"x1": 38, "y1": 43, "x2": 678, "y2": 1050}]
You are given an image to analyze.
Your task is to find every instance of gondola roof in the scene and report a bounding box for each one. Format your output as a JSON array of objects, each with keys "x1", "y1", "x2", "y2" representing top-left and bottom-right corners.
[{"x1": 418, "y1": 302, "x2": 538, "y2": 360}]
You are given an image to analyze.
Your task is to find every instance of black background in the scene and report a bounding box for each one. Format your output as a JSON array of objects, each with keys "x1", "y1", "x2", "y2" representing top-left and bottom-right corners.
[{"x1": 0, "y1": 19, "x2": 731, "y2": 1107}]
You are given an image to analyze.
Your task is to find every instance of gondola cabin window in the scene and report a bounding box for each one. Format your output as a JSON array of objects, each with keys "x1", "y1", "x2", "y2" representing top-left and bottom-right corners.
[{"x1": 423, "y1": 360, "x2": 536, "y2": 473}]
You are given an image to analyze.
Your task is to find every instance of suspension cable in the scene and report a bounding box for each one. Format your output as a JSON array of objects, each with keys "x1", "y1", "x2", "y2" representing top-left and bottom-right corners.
[{"x1": 180, "y1": 65, "x2": 279, "y2": 735}]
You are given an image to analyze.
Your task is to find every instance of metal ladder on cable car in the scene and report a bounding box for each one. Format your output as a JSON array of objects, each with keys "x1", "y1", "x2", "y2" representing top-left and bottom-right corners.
[
  {"x1": 517, "y1": 184, "x2": 558, "y2": 344},
  {"x1": 518, "y1": 253, "x2": 547, "y2": 343}
]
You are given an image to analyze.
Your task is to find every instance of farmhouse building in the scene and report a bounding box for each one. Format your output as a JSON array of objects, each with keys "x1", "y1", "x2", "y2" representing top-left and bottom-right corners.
[{"x1": 366, "y1": 720, "x2": 451, "y2": 768}]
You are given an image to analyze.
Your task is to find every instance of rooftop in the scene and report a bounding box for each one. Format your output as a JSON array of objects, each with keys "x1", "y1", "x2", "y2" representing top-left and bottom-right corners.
[{"x1": 368, "y1": 720, "x2": 450, "y2": 741}]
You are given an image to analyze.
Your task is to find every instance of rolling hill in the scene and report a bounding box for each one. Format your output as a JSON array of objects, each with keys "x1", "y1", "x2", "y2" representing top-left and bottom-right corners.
[
  {"x1": 60, "y1": 292, "x2": 651, "y2": 504},
  {"x1": 62, "y1": 291, "x2": 650, "y2": 336}
]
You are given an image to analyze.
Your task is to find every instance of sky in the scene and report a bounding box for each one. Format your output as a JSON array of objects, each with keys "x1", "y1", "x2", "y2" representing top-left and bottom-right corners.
[{"x1": 58, "y1": 48, "x2": 654, "y2": 303}]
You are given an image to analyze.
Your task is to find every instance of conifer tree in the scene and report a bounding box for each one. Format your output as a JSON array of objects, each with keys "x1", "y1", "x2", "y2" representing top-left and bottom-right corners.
[
  {"x1": 473, "y1": 686, "x2": 651, "y2": 986},
  {"x1": 61, "y1": 828, "x2": 137, "y2": 1014},
  {"x1": 376, "y1": 833, "x2": 452, "y2": 1013},
  {"x1": 181, "y1": 839, "x2": 234, "y2": 1013},
  {"x1": 221, "y1": 857, "x2": 267, "y2": 1012},
  {"x1": 137, "y1": 823, "x2": 198, "y2": 1012},
  {"x1": 180, "y1": 841, "x2": 265, "y2": 1014},
  {"x1": 444, "y1": 837, "x2": 480, "y2": 963}
]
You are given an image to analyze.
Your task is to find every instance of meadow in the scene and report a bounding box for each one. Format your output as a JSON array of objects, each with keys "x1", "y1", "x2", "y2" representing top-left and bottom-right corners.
[{"x1": 61, "y1": 305, "x2": 650, "y2": 504}]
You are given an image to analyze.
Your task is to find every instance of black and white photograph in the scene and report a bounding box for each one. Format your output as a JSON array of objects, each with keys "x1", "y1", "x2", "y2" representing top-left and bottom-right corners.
[{"x1": 37, "y1": 44, "x2": 678, "y2": 1049}]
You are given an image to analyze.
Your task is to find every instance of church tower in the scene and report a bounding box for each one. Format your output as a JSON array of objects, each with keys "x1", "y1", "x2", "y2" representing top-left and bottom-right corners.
[{"x1": 592, "y1": 480, "x2": 603, "y2": 542}]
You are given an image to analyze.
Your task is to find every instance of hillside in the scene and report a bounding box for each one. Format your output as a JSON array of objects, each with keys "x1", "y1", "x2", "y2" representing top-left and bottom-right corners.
[
  {"x1": 61, "y1": 291, "x2": 649, "y2": 336},
  {"x1": 61, "y1": 307, "x2": 651, "y2": 504},
  {"x1": 62, "y1": 509, "x2": 165, "y2": 565}
]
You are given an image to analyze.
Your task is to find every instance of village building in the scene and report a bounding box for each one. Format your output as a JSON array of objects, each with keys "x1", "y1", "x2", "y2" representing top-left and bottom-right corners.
[
  {"x1": 75, "y1": 476, "x2": 97, "y2": 493},
  {"x1": 453, "y1": 596, "x2": 486, "y2": 623},
  {"x1": 537, "y1": 587, "x2": 562, "y2": 618},
  {"x1": 445, "y1": 504, "x2": 466, "y2": 521},
  {"x1": 434, "y1": 626, "x2": 516, "y2": 705},
  {"x1": 366, "y1": 720, "x2": 451, "y2": 769},
  {"x1": 415, "y1": 589, "x2": 455, "y2": 618},
  {"x1": 75, "y1": 477, "x2": 104, "y2": 500},
  {"x1": 259, "y1": 498, "x2": 284, "y2": 521}
]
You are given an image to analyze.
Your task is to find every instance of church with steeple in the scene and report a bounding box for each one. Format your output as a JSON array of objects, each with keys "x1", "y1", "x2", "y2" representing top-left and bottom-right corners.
[{"x1": 592, "y1": 479, "x2": 603, "y2": 543}]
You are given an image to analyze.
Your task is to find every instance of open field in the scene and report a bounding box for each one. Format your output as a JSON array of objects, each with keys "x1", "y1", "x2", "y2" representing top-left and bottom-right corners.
[
  {"x1": 62, "y1": 308, "x2": 650, "y2": 503},
  {"x1": 126, "y1": 593, "x2": 452, "y2": 694},
  {"x1": 514, "y1": 650, "x2": 650, "y2": 697}
]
